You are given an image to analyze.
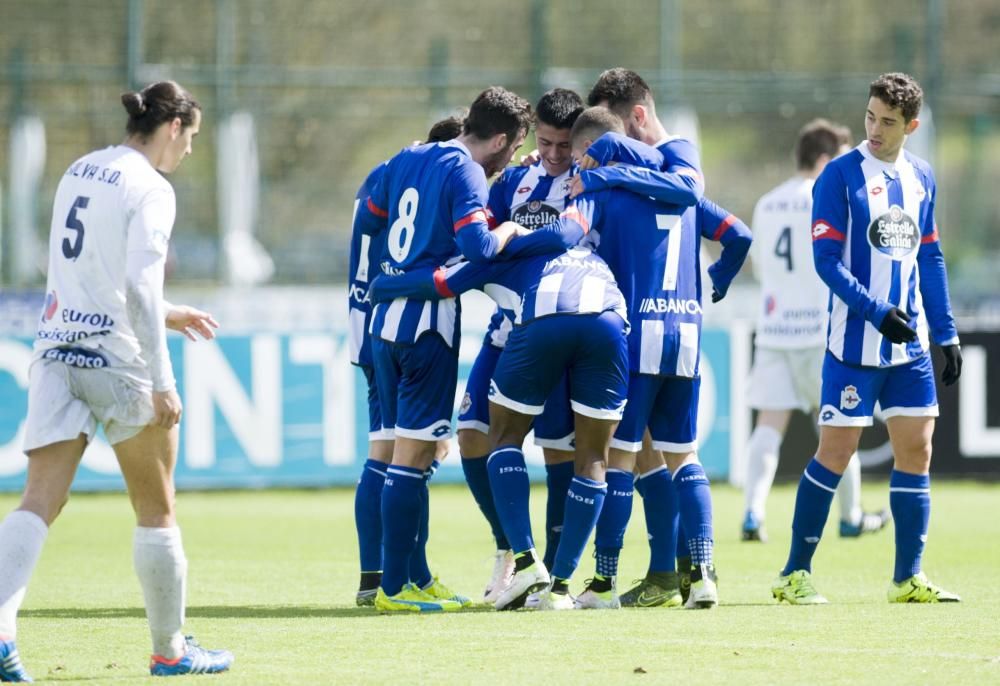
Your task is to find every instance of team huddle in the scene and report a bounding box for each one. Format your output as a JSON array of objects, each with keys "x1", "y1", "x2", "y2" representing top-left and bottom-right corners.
[
  {"x1": 347, "y1": 68, "x2": 962, "y2": 613},
  {"x1": 0, "y1": 66, "x2": 962, "y2": 681}
]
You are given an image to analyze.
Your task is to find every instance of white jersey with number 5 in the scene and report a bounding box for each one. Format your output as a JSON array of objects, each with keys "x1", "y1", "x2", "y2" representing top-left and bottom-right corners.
[
  {"x1": 750, "y1": 176, "x2": 828, "y2": 349},
  {"x1": 35, "y1": 145, "x2": 175, "y2": 365}
]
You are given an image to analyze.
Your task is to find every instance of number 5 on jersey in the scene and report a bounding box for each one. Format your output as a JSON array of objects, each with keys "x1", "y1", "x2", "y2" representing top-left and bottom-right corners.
[
  {"x1": 387, "y1": 187, "x2": 419, "y2": 262},
  {"x1": 62, "y1": 195, "x2": 90, "y2": 260}
]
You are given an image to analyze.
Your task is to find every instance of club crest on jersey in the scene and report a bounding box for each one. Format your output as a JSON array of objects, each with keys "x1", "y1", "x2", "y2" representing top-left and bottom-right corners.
[
  {"x1": 868, "y1": 204, "x2": 919, "y2": 259},
  {"x1": 459, "y1": 392, "x2": 472, "y2": 416},
  {"x1": 764, "y1": 295, "x2": 776, "y2": 316},
  {"x1": 511, "y1": 201, "x2": 560, "y2": 229},
  {"x1": 42, "y1": 291, "x2": 59, "y2": 321},
  {"x1": 840, "y1": 385, "x2": 861, "y2": 410}
]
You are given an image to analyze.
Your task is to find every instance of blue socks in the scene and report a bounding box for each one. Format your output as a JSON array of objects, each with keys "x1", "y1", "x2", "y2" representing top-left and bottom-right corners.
[
  {"x1": 487, "y1": 447, "x2": 534, "y2": 554},
  {"x1": 543, "y1": 461, "x2": 574, "y2": 569},
  {"x1": 674, "y1": 463, "x2": 714, "y2": 567},
  {"x1": 380, "y1": 464, "x2": 425, "y2": 595},
  {"x1": 637, "y1": 467, "x2": 678, "y2": 573},
  {"x1": 462, "y1": 455, "x2": 510, "y2": 550},
  {"x1": 552, "y1": 476, "x2": 607, "y2": 580},
  {"x1": 408, "y1": 460, "x2": 439, "y2": 589},
  {"x1": 782, "y1": 458, "x2": 841, "y2": 576},
  {"x1": 890, "y1": 470, "x2": 931, "y2": 583},
  {"x1": 593, "y1": 469, "x2": 634, "y2": 578},
  {"x1": 355, "y1": 459, "x2": 387, "y2": 573}
]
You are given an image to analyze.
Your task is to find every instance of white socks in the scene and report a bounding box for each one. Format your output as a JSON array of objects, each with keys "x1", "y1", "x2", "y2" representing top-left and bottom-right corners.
[
  {"x1": 744, "y1": 425, "x2": 782, "y2": 520},
  {"x1": 0, "y1": 510, "x2": 49, "y2": 639},
  {"x1": 133, "y1": 526, "x2": 188, "y2": 659},
  {"x1": 837, "y1": 454, "x2": 863, "y2": 525}
]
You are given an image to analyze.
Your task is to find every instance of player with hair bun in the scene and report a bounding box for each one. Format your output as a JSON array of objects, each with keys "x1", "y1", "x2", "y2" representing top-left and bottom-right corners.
[{"x1": 0, "y1": 80, "x2": 232, "y2": 680}]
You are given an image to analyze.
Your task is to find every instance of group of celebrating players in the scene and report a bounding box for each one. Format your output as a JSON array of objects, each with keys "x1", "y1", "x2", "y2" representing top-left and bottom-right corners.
[
  {"x1": 347, "y1": 67, "x2": 963, "y2": 614},
  {"x1": 0, "y1": 65, "x2": 962, "y2": 681}
]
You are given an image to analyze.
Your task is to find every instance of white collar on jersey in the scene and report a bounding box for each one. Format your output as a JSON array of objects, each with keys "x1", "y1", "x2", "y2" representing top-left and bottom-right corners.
[{"x1": 857, "y1": 140, "x2": 907, "y2": 176}]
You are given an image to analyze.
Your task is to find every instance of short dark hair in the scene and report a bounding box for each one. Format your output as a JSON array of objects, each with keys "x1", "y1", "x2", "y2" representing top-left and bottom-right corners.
[
  {"x1": 570, "y1": 106, "x2": 626, "y2": 147},
  {"x1": 463, "y1": 86, "x2": 533, "y2": 143},
  {"x1": 121, "y1": 80, "x2": 200, "y2": 139},
  {"x1": 426, "y1": 115, "x2": 464, "y2": 143},
  {"x1": 535, "y1": 88, "x2": 584, "y2": 130},
  {"x1": 586, "y1": 68, "x2": 653, "y2": 117},
  {"x1": 795, "y1": 119, "x2": 852, "y2": 170},
  {"x1": 869, "y1": 72, "x2": 923, "y2": 122}
]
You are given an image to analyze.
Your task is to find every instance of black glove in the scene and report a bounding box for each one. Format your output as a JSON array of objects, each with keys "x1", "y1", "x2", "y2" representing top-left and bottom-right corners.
[
  {"x1": 940, "y1": 344, "x2": 962, "y2": 386},
  {"x1": 711, "y1": 287, "x2": 724, "y2": 303},
  {"x1": 878, "y1": 307, "x2": 918, "y2": 344}
]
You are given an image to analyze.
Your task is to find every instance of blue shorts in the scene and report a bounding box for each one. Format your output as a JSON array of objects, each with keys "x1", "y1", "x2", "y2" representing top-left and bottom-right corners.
[
  {"x1": 372, "y1": 333, "x2": 458, "y2": 440},
  {"x1": 360, "y1": 364, "x2": 393, "y2": 441},
  {"x1": 459, "y1": 342, "x2": 575, "y2": 450},
  {"x1": 611, "y1": 374, "x2": 700, "y2": 453},
  {"x1": 490, "y1": 312, "x2": 628, "y2": 421},
  {"x1": 819, "y1": 351, "x2": 938, "y2": 427}
]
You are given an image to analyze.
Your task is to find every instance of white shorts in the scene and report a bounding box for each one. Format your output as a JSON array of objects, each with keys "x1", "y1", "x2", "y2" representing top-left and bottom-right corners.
[
  {"x1": 746, "y1": 346, "x2": 824, "y2": 412},
  {"x1": 23, "y1": 354, "x2": 155, "y2": 453}
]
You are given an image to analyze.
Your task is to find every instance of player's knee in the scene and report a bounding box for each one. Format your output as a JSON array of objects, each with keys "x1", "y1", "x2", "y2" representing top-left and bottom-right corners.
[
  {"x1": 458, "y1": 429, "x2": 489, "y2": 457},
  {"x1": 894, "y1": 442, "x2": 932, "y2": 474},
  {"x1": 19, "y1": 491, "x2": 69, "y2": 527}
]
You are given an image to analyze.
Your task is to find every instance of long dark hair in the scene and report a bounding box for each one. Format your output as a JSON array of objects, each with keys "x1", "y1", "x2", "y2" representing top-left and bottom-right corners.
[{"x1": 121, "y1": 80, "x2": 200, "y2": 138}]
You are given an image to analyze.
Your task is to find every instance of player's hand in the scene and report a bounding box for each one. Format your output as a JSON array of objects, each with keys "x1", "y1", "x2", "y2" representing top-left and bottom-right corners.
[
  {"x1": 940, "y1": 344, "x2": 962, "y2": 386},
  {"x1": 569, "y1": 176, "x2": 586, "y2": 199},
  {"x1": 519, "y1": 149, "x2": 540, "y2": 166},
  {"x1": 877, "y1": 307, "x2": 918, "y2": 345},
  {"x1": 166, "y1": 305, "x2": 219, "y2": 342},
  {"x1": 578, "y1": 154, "x2": 600, "y2": 171},
  {"x1": 151, "y1": 389, "x2": 182, "y2": 429}
]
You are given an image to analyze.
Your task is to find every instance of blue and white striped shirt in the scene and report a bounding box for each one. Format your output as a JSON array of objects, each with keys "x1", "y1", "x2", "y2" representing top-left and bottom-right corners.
[{"x1": 812, "y1": 142, "x2": 958, "y2": 367}]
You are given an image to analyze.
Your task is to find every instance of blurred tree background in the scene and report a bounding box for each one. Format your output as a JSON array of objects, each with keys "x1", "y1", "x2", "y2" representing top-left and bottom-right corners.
[{"x1": 0, "y1": 0, "x2": 997, "y2": 304}]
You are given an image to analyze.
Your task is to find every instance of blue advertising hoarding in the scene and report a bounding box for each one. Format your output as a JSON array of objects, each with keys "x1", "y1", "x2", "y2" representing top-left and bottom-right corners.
[{"x1": 0, "y1": 328, "x2": 734, "y2": 491}]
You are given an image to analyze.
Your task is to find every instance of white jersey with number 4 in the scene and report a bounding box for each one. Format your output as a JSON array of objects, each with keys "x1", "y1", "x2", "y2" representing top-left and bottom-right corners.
[
  {"x1": 35, "y1": 145, "x2": 175, "y2": 366},
  {"x1": 750, "y1": 176, "x2": 828, "y2": 349}
]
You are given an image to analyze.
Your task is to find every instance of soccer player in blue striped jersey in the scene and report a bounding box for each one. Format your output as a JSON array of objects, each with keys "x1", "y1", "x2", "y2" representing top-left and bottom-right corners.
[
  {"x1": 368, "y1": 229, "x2": 629, "y2": 611},
  {"x1": 456, "y1": 89, "x2": 583, "y2": 604},
  {"x1": 347, "y1": 116, "x2": 463, "y2": 607},
  {"x1": 578, "y1": 69, "x2": 708, "y2": 603},
  {"x1": 355, "y1": 87, "x2": 533, "y2": 612},
  {"x1": 773, "y1": 73, "x2": 963, "y2": 605},
  {"x1": 563, "y1": 108, "x2": 751, "y2": 609}
]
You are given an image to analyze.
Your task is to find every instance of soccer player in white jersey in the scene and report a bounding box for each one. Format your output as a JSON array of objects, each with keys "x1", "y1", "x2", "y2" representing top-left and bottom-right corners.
[
  {"x1": 742, "y1": 119, "x2": 889, "y2": 543},
  {"x1": 772, "y1": 73, "x2": 963, "y2": 605},
  {"x1": 0, "y1": 81, "x2": 233, "y2": 681}
]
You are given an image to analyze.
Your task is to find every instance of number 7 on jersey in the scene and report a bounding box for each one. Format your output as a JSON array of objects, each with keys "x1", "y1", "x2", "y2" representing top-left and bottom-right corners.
[{"x1": 656, "y1": 213, "x2": 682, "y2": 290}]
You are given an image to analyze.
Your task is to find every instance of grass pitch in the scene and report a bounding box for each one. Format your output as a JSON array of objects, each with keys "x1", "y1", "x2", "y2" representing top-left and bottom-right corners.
[{"x1": 5, "y1": 481, "x2": 1000, "y2": 684}]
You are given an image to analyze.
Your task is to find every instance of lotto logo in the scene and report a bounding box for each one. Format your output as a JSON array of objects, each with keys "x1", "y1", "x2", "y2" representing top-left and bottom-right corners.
[
  {"x1": 488, "y1": 382, "x2": 497, "y2": 397},
  {"x1": 431, "y1": 425, "x2": 451, "y2": 438},
  {"x1": 821, "y1": 409, "x2": 835, "y2": 422},
  {"x1": 812, "y1": 222, "x2": 831, "y2": 238},
  {"x1": 840, "y1": 385, "x2": 861, "y2": 410}
]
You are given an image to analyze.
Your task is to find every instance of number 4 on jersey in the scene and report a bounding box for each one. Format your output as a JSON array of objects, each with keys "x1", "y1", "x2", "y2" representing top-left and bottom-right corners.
[
  {"x1": 62, "y1": 195, "x2": 90, "y2": 260},
  {"x1": 774, "y1": 225, "x2": 793, "y2": 272}
]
